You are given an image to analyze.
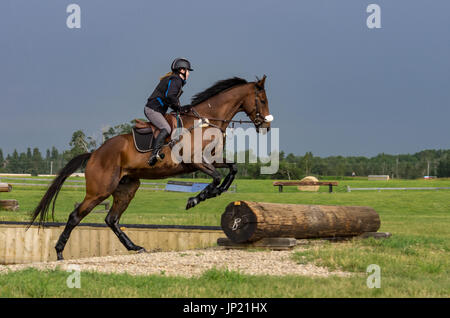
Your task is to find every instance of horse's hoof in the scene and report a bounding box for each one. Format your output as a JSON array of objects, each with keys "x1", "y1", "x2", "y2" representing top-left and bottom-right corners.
[
  {"x1": 186, "y1": 197, "x2": 198, "y2": 210},
  {"x1": 56, "y1": 252, "x2": 64, "y2": 261},
  {"x1": 137, "y1": 247, "x2": 147, "y2": 254}
]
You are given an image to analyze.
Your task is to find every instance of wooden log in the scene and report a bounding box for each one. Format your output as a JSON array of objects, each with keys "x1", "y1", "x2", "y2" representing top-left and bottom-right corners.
[
  {"x1": 221, "y1": 201, "x2": 380, "y2": 243},
  {"x1": 0, "y1": 200, "x2": 19, "y2": 211},
  {"x1": 0, "y1": 183, "x2": 12, "y2": 192}
]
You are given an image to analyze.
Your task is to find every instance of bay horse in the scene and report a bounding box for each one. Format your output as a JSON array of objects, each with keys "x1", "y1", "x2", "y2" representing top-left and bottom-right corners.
[{"x1": 30, "y1": 75, "x2": 272, "y2": 260}]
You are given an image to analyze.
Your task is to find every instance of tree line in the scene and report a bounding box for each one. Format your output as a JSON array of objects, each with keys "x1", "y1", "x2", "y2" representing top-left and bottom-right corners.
[
  {"x1": 0, "y1": 130, "x2": 96, "y2": 176},
  {"x1": 0, "y1": 127, "x2": 449, "y2": 179},
  {"x1": 267, "y1": 149, "x2": 450, "y2": 180}
]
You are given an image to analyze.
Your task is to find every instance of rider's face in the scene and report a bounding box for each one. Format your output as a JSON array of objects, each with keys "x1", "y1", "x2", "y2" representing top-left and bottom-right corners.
[{"x1": 180, "y1": 69, "x2": 189, "y2": 80}]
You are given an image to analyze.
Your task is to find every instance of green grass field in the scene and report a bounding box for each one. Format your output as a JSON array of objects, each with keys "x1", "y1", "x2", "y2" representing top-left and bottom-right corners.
[{"x1": 0, "y1": 177, "x2": 449, "y2": 297}]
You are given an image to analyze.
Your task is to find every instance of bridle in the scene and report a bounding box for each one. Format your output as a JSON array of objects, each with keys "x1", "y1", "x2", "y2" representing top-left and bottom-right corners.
[
  {"x1": 166, "y1": 83, "x2": 268, "y2": 149},
  {"x1": 183, "y1": 83, "x2": 267, "y2": 131},
  {"x1": 247, "y1": 85, "x2": 266, "y2": 127}
]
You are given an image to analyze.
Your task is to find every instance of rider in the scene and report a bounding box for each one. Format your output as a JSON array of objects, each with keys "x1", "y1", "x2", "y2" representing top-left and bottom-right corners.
[{"x1": 145, "y1": 57, "x2": 193, "y2": 166}]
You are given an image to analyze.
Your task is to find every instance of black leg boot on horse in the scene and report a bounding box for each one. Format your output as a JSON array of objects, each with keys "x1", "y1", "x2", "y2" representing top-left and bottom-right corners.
[{"x1": 148, "y1": 129, "x2": 169, "y2": 166}]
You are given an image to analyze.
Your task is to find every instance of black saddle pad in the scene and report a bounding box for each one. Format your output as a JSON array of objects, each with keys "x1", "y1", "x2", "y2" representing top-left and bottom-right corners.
[{"x1": 132, "y1": 127, "x2": 154, "y2": 153}]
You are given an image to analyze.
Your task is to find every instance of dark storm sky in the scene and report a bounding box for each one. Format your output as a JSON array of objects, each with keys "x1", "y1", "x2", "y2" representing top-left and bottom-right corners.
[{"x1": 1, "y1": 0, "x2": 449, "y2": 157}]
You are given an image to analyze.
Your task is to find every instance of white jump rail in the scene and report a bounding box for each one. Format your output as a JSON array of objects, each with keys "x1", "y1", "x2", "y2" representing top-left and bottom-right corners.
[
  {"x1": 0, "y1": 177, "x2": 165, "y2": 191},
  {"x1": 0, "y1": 177, "x2": 236, "y2": 192},
  {"x1": 347, "y1": 186, "x2": 450, "y2": 192}
]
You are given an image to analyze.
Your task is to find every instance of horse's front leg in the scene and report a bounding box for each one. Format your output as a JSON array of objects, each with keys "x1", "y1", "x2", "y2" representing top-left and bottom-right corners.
[
  {"x1": 185, "y1": 162, "x2": 222, "y2": 210},
  {"x1": 213, "y1": 162, "x2": 237, "y2": 194}
]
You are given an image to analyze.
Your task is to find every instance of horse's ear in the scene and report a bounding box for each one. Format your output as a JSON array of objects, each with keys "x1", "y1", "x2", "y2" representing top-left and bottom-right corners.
[{"x1": 256, "y1": 74, "x2": 266, "y2": 89}]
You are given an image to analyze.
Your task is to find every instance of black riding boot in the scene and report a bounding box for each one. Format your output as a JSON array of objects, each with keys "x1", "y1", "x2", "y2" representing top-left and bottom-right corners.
[{"x1": 148, "y1": 129, "x2": 169, "y2": 166}]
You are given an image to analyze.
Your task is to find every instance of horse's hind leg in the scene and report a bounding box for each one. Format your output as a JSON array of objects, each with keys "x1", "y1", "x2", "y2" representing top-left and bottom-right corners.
[
  {"x1": 55, "y1": 165, "x2": 122, "y2": 261},
  {"x1": 55, "y1": 192, "x2": 111, "y2": 260},
  {"x1": 105, "y1": 176, "x2": 145, "y2": 252}
]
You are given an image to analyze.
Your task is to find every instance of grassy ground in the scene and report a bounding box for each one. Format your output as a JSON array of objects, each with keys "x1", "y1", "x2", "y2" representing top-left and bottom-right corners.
[
  {"x1": 0, "y1": 264, "x2": 446, "y2": 298},
  {"x1": 0, "y1": 177, "x2": 449, "y2": 297}
]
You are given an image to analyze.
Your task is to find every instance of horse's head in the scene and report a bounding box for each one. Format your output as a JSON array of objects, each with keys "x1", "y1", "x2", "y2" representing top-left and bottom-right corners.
[{"x1": 241, "y1": 75, "x2": 273, "y2": 133}]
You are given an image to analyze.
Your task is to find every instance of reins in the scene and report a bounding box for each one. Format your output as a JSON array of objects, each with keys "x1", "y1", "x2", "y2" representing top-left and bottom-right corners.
[
  {"x1": 165, "y1": 83, "x2": 264, "y2": 149},
  {"x1": 182, "y1": 108, "x2": 253, "y2": 127},
  {"x1": 179, "y1": 84, "x2": 264, "y2": 130}
]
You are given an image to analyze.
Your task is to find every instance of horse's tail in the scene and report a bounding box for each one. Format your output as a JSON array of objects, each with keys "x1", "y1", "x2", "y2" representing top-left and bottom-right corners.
[{"x1": 29, "y1": 153, "x2": 92, "y2": 228}]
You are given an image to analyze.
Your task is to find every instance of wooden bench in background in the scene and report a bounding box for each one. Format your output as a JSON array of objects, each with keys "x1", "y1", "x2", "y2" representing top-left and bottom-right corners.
[{"x1": 273, "y1": 181, "x2": 339, "y2": 193}]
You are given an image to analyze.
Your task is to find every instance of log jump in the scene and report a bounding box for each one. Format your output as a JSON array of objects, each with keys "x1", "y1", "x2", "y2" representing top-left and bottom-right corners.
[
  {"x1": 220, "y1": 201, "x2": 381, "y2": 244},
  {"x1": 0, "y1": 183, "x2": 12, "y2": 193},
  {"x1": 0, "y1": 183, "x2": 19, "y2": 211}
]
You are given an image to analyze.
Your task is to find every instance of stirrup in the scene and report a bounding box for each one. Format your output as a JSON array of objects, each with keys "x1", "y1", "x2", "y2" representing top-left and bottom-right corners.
[
  {"x1": 157, "y1": 151, "x2": 165, "y2": 161},
  {"x1": 154, "y1": 149, "x2": 165, "y2": 162},
  {"x1": 149, "y1": 149, "x2": 165, "y2": 166}
]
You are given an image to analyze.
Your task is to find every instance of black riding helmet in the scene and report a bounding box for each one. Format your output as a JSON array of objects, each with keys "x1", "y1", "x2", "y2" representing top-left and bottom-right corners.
[{"x1": 171, "y1": 57, "x2": 193, "y2": 72}]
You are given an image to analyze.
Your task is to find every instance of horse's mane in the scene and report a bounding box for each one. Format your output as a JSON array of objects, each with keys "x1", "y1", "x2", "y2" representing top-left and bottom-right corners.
[{"x1": 190, "y1": 77, "x2": 248, "y2": 106}]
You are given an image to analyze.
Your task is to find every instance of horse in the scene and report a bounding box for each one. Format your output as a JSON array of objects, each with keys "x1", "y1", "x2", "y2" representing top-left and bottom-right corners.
[{"x1": 30, "y1": 75, "x2": 273, "y2": 260}]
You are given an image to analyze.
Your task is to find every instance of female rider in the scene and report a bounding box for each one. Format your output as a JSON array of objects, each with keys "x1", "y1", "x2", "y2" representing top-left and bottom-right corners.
[{"x1": 145, "y1": 58, "x2": 193, "y2": 166}]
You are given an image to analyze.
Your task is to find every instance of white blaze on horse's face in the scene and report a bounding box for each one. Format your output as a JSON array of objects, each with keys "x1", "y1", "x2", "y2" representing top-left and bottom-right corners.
[{"x1": 264, "y1": 115, "x2": 274, "y2": 123}]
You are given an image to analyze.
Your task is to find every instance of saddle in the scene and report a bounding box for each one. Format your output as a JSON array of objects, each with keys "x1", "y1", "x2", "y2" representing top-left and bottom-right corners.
[{"x1": 132, "y1": 113, "x2": 182, "y2": 153}]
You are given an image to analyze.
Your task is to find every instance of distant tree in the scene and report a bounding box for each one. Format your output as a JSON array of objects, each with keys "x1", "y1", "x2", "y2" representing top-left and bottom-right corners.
[
  {"x1": 4, "y1": 154, "x2": 11, "y2": 171},
  {"x1": 102, "y1": 127, "x2": 117, "y2": 142},
  {"x1": 3, "y1": 151, "x2": 15, "y2": 172},
  {"x1": 311, "y1": 159, "x2": 328, "y2": 176},
  {"x1": 302, "y1": 152, "x2": 313, "y2": 176},
  {"x1": 285, "y1": 153, "x2": 296, "y2": 163},
  {"x1": 18, "y1": 152, "x2": 27, "y2": 173},
  {"x1": 437, "y1": 157, "x2": 450, "y2": 177},
  {"x1": 7, "y1": 150, "x2": 19, "y2": 173},
  {"x1": 24, "y1": 148, "x2": 32, "y2": 172},
  {"x1": 64, "y1": 130, "x2": 97, "y2": 162},
  {"x1": 102, "y1": 121, "x2": 135, "y2": 142},
  {"x1": 49, "y1": 146, "x2": 64, "y2": 173},
  {"x1": 30, "y1": 147, "x2": 45, "y2": 175},
  {"x1": 51, "y1": 146, "x2": 59, "y2": 161},
  {"x1": 0, "y1": 148, "x2": 4, "y2": 169}
]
